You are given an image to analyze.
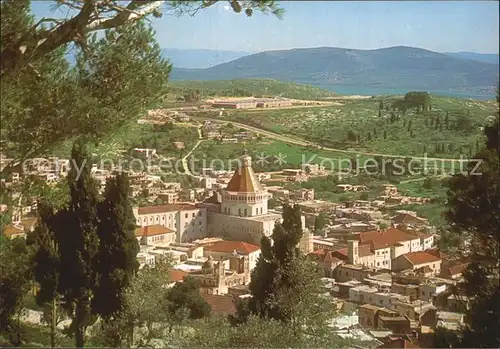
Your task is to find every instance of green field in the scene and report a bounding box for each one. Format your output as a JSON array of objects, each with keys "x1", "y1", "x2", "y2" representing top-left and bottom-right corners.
[
  {"x1": 189, "y1": 139, "x2": 375, "y2": 172},
  {"x1": 168, "y1": 78, "x2": 336, "y2": 101},
  {"x1": 220, "y1": 95, "x2": 497, "y2": 158}
]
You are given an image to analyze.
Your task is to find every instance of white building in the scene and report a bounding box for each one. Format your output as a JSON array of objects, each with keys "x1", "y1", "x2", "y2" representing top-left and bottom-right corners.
[
  {"x1": 134, "y1": 204, "x2": 208, "y2": 243},
  {"x1": 132, "y1": 155, "x2": 313, "y2": 253}
]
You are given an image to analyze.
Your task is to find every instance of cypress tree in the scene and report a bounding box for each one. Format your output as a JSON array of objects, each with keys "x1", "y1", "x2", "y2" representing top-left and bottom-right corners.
[
  {"x1": 236, "y1": 204, "x2": 333, "y2": 337},
  {"x1": 378, "y1": 110, "x2": 382, "y2": 118},
  {"x1": 54, "y1": 140, "x2": 100, "y2": 348},
  {"x1": 31, "y1": 202, "x2": 61, "y2": 348},
  {"x1": 383, "y1": 129, "x2": 387, "y2": 140},
  {"x1": 93, "y1": 173, "x2": 140, "y2": 320}
]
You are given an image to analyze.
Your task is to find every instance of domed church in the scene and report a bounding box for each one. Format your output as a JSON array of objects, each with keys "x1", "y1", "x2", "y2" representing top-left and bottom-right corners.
[{"x1": 206, "y1": 155, "x2": 313, "y2": 253}]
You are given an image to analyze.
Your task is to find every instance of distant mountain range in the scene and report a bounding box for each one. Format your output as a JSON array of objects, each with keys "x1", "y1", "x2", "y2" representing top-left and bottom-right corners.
[
  {"x1": 443, "y1": 52, "x2": 499, "y2": 65},
  {"x1": 161, "y1": 48, "x2": 251, "y2": 68},
  {"x1": 168, "y1": 46, "x2": 499, "y2": 97}
]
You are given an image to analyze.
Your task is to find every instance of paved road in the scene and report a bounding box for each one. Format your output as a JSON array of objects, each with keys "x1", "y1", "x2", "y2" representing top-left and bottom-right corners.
[
  {"x1": 181, "y1": 126, "x2": 204, "y2": 178},
  {"x1": 191, "y1": 116, "x2": 471, "y2": 163}
]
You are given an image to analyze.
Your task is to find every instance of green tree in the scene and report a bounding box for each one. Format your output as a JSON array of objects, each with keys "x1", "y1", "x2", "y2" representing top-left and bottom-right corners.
[
  {"x1": 52, "y1": 141, "x2": 100, "y2": 348},
  {"x1": 92, "y1": 173, "x2": 140, "y2": 321},
  {"x1": 347, "y1": 130, "x2": 357, "y2": 142},
  {"x1": 236, "y1": 204, "x2": 336, "y2": 340},
  {"x1": 0, "y1": 236, "x2": 32, "y2": 347},
  {"x1": 29, "y1": 202, "x2": 61, "y2": 348},
  {"x1": 165, "y1": 276, "x2": 211, "y2": 320},
  {"x1": 1, "y1": 14, "x2": 170, "y2": 176},
  {"x1": 383, "y1": 129, "x2": 387, "y2": 140},
  {"x1": 314, "y1": 212, "x2": 328, "y2": 232},
  {"x1": 445, "y1": 117, "x2": 499, "y2": 348},
  {"x1": 94, "y1": 259, "x2": 173, "y2": 347},
  {"x1": 179, "y1": 314, "x2": 349, "y2": 348}
]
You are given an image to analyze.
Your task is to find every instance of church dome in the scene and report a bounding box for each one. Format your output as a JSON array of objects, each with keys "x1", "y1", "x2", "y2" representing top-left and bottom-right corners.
[{"x1": 225, "y1": 155, "x2": 264, "y2": 193}]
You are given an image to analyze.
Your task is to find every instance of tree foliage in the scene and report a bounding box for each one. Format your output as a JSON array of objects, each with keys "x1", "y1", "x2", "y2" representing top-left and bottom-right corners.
[
  {"x1": 234, "y1": 204, "x2": 337, "y2": 342},
  {"x1": 178, "y1": 315, "x2": 350, "y2": 348},
  {"x1": 92, "y1": 173, "x2": 140, "y2": 320},
  {"x1": 1, "y1": 8, "x2": 170, "y2": 174},
  {"x1": 50, "y1": 140, "x2": 100, "y2": 347},
  {"x1": 445, "y1": 115, "x2": 500, "y2": 348},
  {"x1": 165, "y1": 276, "x2": 211, "y2": 320},
  {"x1": 29, "y1": 202, "x2": 61, "y2": 348},
  {"x1": 0, "y1": 236, "x2": 33, "y2": 346}
]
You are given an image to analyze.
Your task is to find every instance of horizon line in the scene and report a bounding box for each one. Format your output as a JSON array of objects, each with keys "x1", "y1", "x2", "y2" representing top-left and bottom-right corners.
[{"x1": 161, "y1": 45, "x2": 500, "y2": 55}]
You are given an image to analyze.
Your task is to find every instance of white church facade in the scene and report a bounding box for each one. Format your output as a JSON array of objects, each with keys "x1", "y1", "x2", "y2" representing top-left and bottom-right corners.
[{"x1": 133, "y1": 155, "x2": 313, "y2": 253}]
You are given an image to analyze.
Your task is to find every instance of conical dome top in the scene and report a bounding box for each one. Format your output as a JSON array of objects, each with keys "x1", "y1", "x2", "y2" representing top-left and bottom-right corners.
[{"x1": 225, "y1": 155, "x2": 264, "y2": 193}]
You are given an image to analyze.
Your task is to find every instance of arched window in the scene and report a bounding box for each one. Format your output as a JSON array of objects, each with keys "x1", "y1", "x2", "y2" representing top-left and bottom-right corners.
[{"x1": 244, "y1": 209, "x2": 247, "y2": 216}]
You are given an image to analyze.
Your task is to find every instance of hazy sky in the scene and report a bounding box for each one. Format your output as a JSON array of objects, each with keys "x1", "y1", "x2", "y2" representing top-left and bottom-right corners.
[{"x1": 31, "y1": 1, "x2": 499, "y2": 54}]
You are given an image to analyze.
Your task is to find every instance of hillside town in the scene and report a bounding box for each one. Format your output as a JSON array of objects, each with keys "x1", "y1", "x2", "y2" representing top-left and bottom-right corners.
[
  {"x1": 1, "y1": 0, "x2": 498, "y2": 348},
  {"x1": 1, "y1": 149, "x2": 473, "y2": 348}
]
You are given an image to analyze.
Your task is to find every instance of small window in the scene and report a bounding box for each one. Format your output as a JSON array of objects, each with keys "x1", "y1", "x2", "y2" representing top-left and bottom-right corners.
[
  {"x1": 192, "y1": 213, "x2": 196, "y2": 218},
  {"x1": 185, "y1": 213, "x2": 188, "y2": 218}
]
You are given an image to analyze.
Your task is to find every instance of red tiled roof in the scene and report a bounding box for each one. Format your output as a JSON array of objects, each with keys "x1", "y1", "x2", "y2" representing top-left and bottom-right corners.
[
  {"x1": 447, "y1": 262, "x2": 469, "y2": 276},
  {"x1": 200, "y1": 294, "x2": 236, "y2": 314},
  {"x1": 138, "y1": 204, "x2": 197, "y2": 215},
  {"x1": 135, "y1": 225, "x2": 175, "y2": 237},
  {"x1": 205, "y1": 240, "x2": 260, "y2": 254},
  {"x1": 392, "y1": 213, "x2": 428, "y2": 225},
  {"x1": 358, "y1": 228, "x2": 418, "y2": 249},
  {"x1": 169, "y1": 269, "x2": 189, "y2": 282},
  {"x1": 323, "y1": 251, "x2": 343, "y2": 264},
  {"x1": 331, "y1": 248, "x2": 348, "y2": 261},
  {"x1": 402, "y1": 251, "x2": 441, "y2": 266},
  {"x1": 427, "y1": 248, "x2": 448, "y2": 259},
  {"x1": 225, "y1": 156, "x2": 264, "y2": 193}
]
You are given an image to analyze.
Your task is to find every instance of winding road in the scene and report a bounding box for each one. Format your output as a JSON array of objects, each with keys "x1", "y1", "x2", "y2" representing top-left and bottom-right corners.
[
  {"x1": 181, "y1": 125, "x2": 204, "y2": 178},
  {"x1": 190, "y1": 115, "x2": 473, "y2": 163}
]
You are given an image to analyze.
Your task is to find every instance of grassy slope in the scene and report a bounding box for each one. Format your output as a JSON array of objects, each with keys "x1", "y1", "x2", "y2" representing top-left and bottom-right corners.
[
  {"x1": 222, "y1": 95, "x2": 498, "y2": 158},
  {"x1": 190, "y1": 139, "x2": 373, "y2": 172},
  {"x1": 53, "y1": 122, "x2": 199, "y2": 160},
  {"x1": 169, "y1": 78, "x2": 336, "y2": 100}
]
